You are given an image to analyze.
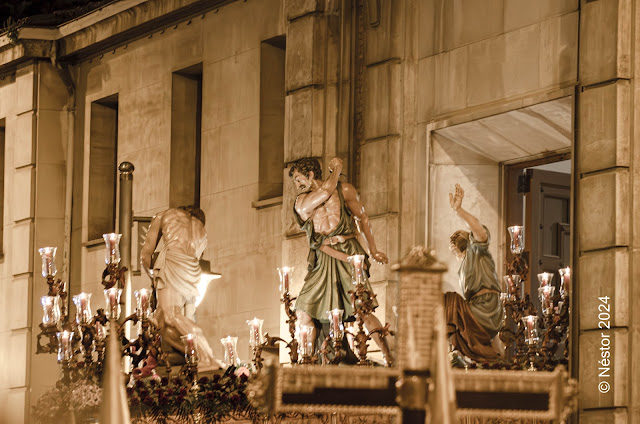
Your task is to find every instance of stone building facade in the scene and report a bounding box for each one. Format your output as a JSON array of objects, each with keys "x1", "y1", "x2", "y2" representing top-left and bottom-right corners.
[{"x1": 0, "y1": 0, "x2": 636, "y2": 422}]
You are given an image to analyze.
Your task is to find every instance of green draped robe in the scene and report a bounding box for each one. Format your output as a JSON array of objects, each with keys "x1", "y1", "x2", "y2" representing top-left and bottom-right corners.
[{"x1": 293, "y1": 182, "x2": 378, "y2": 322}]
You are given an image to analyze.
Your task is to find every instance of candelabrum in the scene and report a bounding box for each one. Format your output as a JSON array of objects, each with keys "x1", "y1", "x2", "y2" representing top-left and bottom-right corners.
[
  {"x1": 252, "y1": 267, "x2": 300, "y2": 370},
  {"x1": 347, "y1": 255, "x2": 393, "y2": 366},
  {"x1": 498, "y1": 226, "x2": 571, "y2": 371},
  {"x1": 320, "y1": 308, "x2": 345, "y2": 365},
  {"x1": 35, "y1": 233, "x2": 173, "y2": 385}
]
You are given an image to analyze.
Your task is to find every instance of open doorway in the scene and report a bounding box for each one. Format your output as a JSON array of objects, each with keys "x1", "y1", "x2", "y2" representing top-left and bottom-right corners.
[
  {"x1": 428, "y1": 96, "x2": 573, "y2": 295},
  {"x1": 504, "y1": 156, "x2": 571, "y2": 312}
]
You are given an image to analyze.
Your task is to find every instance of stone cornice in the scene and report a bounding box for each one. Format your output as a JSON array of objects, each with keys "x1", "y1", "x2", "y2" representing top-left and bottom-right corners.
[{"x1": 0, "y1": 0, "x2": 237, "y2": 71}]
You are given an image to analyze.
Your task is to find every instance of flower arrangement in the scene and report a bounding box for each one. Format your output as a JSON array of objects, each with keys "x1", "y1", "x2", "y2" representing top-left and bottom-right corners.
[
  {"x1": 33, "y1": 379, "x2": 102, "y2": 424},
  {"x1": 128, "y1": 366, "x2": 257, "y2": 424},
  {"x1": 33, "y1": 366, "x2": 256, "y2": 424}
]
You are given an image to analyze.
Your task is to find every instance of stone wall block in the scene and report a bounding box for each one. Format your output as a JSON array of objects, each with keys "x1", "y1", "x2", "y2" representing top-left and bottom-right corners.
[
  {"x1": 505, "y1": 0, "x2": 578, "y2": 33},
  {"x1": 8, "y1": 330, "x2": 28, "y2": 388},
  {"x1": 503, "y1": 23, "x2": 541, "y2": 98},
  {"x1": 579, "y1": 0, "x2": 631, "y2": 86},
  {"x1": 417, "y1": 56, "x2": 436, "y2": 123},
  {"x1": 14, "y1": 65, "x2": 35, "y2": 115},
  {"x1": 13, "y1": 112, "x2": 35, "y2": 168},
  {"x1": 579, "y1": 409, "x2": 628, "y2": 424},
  {"x1": 418, "y1": 0, "x2": 437, "y2": 59},
  {"x1": 368, "y1": 213, "x2": 398, "y2": 283},
  {"x1": 285, "y1": 0, "x2": 324, "y2": 21},
  {"x1": 284, "y1": 87, "x2": 324, "y2": 163},
  {"x1": 466, "y1": 34, "x2": 507, "y2": 107},
  {"x1": 38, "y1": 62, "x2": 71, "y2": 111},
  {"x1": 365, "y1": 0, "x2": 404, "y2": 65},
  {"x1": 578, "y1": 169, "x2": 629, "y2": 251},
  {"x1": 4, "y1": 388, "x2": 26, "y2": 424},
  {"x1": 12, "y1": 167, "x2": 34, "y2": 222},
  {"x1": 539, "y1": 12, "x2": 579, "y2": 88},
  {"x1": 285, "y1": 14, "x2": 326, "y2": 92},
  {"x1": 443, "y1": 0, "x2": 504, "y2": 52},
  {"x1": 578, "y1": 249, "x2": 628, "y2": 330},
  {"x1": 36, "y1": 110, "x2": 67, "y2": 166},
  {"x1": 0, "y1": 76, "x2": 16, "y2": 118},
  {"x1": 434, "y1": 47, "x2": 468, "y2": 115},
  {"x1": 10, "y1": 221, "x2": 32, "y2": 277},
  {"x1": 8, "y1": 277, "x2": 30, "y2": 331},
  {"x1": 578, "y1": 81, "x2": 630, "y2": 174},
  {"x1": 364, "y1": 61, "x2": 401, "y2": 140},
  {"x1": 579, "y1": 328, "x2": 628, "y2": 408},
  {"x1": 204, "y1": 48, "x2": 260, "y2": 130},
  {"x1": 360, "y1": 137, "x2": 400, "y2": 217}
]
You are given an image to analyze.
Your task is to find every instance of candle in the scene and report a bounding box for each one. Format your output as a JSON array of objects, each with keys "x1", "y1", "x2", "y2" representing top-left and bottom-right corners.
[
  {"x1": 135, "y1": 288, "x2": 151, "y2": 319},
  {"x1": 103, "y1": 287, "x2": 122, "y2": 320},
  {"x1": 522, "y1": 315, "x2": 538, "y2": 345},
  {"x1": 278, "y1": 267, "x2": 293, "y2": 296},
  {"x1": 220, "y1": 336, "x2": 240, "y2": 366},
  {"x1": 538, "y1": 285, "x2": 556, "y2": 315},
  {"x1": 41, "y1": 296, "x2": 61, "y2": 327},
  {"x1": 347, "y1": 255, "x2": 366, "y2": 285},
  {"x1": 38, "y1": 247, "x2": 57, "y2": 278},
  {"x1": 73, "y1": 293, "x2": 92, "y2": 324},
  {"x1": 57, "y1": 330, "x2": 74, "y2": 363},
  {"x1": 297, "y1": 325, "x2": 314, "y2": 358},
  {"x1": 558, "y1": 267, "x2": 571, "y2": 298},
  {"x1": 103, "y1": 233, "x2": 122, "y2": 265},
  {"x1": 327, "y1": 309, "x2": 344, "y2": 341},
  {"x1": 247, "y1": 318, "x2": 264, "y2": 348},
  {"x1": 181, "y1": 333, "x2": 198, "y2": 364},
  {"x1": 507, "y1": 226, "x2": 524, "y2": 255},
  {"x1": 537, "y1": 272, "x2": 552, "y2": 288}
]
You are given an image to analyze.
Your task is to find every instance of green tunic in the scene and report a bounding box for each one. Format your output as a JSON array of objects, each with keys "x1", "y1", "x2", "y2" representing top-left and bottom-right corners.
[
  {"x1": 294, "y1": 183, "x2": 378, "y2": 322},
  {"x1": 458, "y1": 227, "x2": 502, "y2": 338}
]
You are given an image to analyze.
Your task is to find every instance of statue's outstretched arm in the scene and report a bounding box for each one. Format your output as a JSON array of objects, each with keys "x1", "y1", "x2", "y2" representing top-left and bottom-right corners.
[
  {"x1": 295, "y1": 157, "x2": 343, "y2": 217},
  {"x1": 449, "y1": 183, "x2": 488, "y2": 242},
  {"x1": 342, "y1": 183, "x2": 388, "y2": 264},
  {"x1": 140, "y1": 211, "x2": 164, "y2": 278}
]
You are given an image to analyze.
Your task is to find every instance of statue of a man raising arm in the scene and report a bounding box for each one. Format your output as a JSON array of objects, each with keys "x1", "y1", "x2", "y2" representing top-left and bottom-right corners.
[{"x1": 289, "y1": 157, "x2": 392, "y2": 365}]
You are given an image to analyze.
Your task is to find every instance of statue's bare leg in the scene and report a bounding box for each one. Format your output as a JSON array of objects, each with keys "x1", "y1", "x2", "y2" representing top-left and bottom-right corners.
[
  {"x1": 363, "y1": 313, "x2": 394, "y2": 366},
  {"x1": 296, "y1": 310, "x2": 316, "y2": 351},
  {"x1": 156, "y1": 284, "x2": 220, "y2": 368}
]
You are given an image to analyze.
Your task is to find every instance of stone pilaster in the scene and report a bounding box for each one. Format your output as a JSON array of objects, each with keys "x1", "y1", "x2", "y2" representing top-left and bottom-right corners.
[{"x1": 577, "y1": 0, "x2": 633, "y2": 420}]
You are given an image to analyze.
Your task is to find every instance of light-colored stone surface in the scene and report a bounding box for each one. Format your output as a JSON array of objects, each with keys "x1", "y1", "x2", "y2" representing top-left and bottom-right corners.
[
  {"x1": 12, "y1": 167, "x2": 34, "y2": 222},
  {"x1": 416, "y1": 56, "x2": 436, "y2": 122},
  {"x1": 8, "y1": 330, "x2": 29, "y2": 388},
  {"x1": 365, "y1": 0, "x2": 404, "y2": 65},
  {"x1": 285, "y1": 0, "x2": 324, "y2": 21},
  {"x1": 284, "y1": 86, "x2": 324, "y2": 162},
  {"x1": 9, "y1": 276, "x2": 30, "y2": 330},
  {"x1": 14, "y1": 65, "x2": 35, "y2": 116},
  {"x1": 578, "y1": 169, "x2": 629, "y2": 252},
  {"x1": 364, "y1": 61, "x2": 401, "y2": 140},
  {"x1": 443, "y1": 0, "x2": 505, "y2": 52},
  {"x1": 579, "y1": 328, "x2": 628, "y2": 408},
  {"x1": 13, "y1": 112, "x2": 35, "y2": 168},
  {"x1": 579, "y1": 0, "x2": 631, "y2": 87},
  {"x1": 579, "y1": 409, "x2": 628, "y2": 424},
  {"x1": 360, "y1": 137, "x2": 400, "y2": 216},
  {"x1": 578, "y1": 249, "x2": 628, "y2": 329},
  {"x1": 433, "y1": 46, "x2": 468, "y2": 116},
  {"x1": 504, "y1": 0, "x2": 578, "y2": 33},
  {"x1": 3, "y1": 387, "x2": 26, "y2": 424},
  {"x1": 578, "y1": 81, "x2": 630, "y2": 174},
  {"x1": 203, "y1": 48, "x2": 260, "y2": 131},
  {"x1": 433, "y1": 96, "x2": 572, "y2": 163},
  {"x1": 11, "y1": 221, "x2": 32, "y2": 276},
  {"x1": 539, "y1": 11, "x2": 579, "y2": 88},
  {"x1": 285, "y1": 14, "x2": 326, "y2": 92}
]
